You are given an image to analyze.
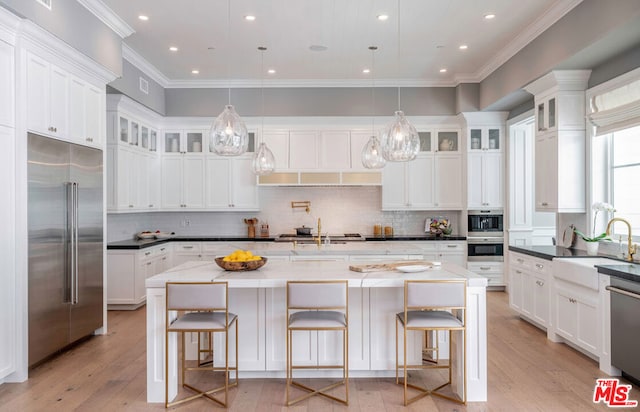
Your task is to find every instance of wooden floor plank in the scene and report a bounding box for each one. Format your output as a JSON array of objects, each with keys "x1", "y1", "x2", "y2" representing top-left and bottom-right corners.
[{"x1": 1, "y1": 291, "x2": 638, "y2": 411}]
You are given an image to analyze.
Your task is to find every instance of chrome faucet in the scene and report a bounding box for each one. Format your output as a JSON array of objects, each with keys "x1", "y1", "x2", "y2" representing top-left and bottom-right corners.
[
  {"x1": 606, "y1": 217, "x2": 637, "y2": 262},
  {"x1": 316, "y1": 217, "x2": 322, "y2": 246}
]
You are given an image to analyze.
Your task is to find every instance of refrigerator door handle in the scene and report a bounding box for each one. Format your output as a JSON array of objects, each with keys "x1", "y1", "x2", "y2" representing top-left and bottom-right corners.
[
  {"x1": 72, "y1": 182, "x2": 79, "y2": 305},
  {"x1": 64, "y1": 182, "x2": 73, "y2": 303}
]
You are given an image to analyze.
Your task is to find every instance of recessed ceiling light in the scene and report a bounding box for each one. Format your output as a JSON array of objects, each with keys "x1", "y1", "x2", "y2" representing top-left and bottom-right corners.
[
  {"x1": 484, "y1": 13, "x2": 496, "y2": 20},
  {"x1": 267, "y1": 69, "x2": 276, "y2": 74},
  {"x1": 309, "y1": 45, "x2": 328, "y2": 52},
  {"x1": 439, "y1": 68, "x2": 447, "y2": 73},
  {"x1": 459, "y1": 44, "x2": 468, "y2": 50},
  {"x1": 169, "y1": 46, "x2": 178, "y2": 52},
  {"x1": 362, "y1": 68, "x2": 370, "y2": 74},
  {"x1": 138, "y1": 15, "x2": 149, "y2": 21},
  {"x1": 377, "y1": 14, "x2": 389, "y2": 21},
  {"x1": 191, "y1": 70, "x2": 199, "y2": 74},
  {"x1": 244, "y1": 15, "x2": 256, "y2": 21}
]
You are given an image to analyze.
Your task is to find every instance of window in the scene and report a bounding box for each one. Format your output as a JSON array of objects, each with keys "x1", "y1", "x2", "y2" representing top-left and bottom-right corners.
[{"x1": 607, "y1": 125, "x2": 640, "y2": 240}]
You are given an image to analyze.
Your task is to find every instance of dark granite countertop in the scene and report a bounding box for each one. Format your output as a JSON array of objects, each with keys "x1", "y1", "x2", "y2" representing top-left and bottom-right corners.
[
  {"x1": 108, "y1": 236, "x2": 276, "y2": 249},
  {"x1": 365, "y1": 235, "x2": 466, "y2": 241},
  {"x1": 108, "y1": 234, "x2": 468, "y2": 249},
  {"x1": 596, "y1": 263, "x2": 640, "y2": 283},
  {"x1": 507, "y1": 245, "x2": 623, "y2": 261}
]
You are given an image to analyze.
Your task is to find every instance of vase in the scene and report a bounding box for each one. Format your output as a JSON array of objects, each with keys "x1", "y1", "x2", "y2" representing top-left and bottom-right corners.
[{"x1": 585, "y1": 241, "x2": 599, "y2": 256}]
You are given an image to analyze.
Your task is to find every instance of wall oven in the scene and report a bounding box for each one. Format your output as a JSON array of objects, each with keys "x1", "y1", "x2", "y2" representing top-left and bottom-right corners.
[{"x1": 468, "y1": 210, "x2": 504, "y2": 262}]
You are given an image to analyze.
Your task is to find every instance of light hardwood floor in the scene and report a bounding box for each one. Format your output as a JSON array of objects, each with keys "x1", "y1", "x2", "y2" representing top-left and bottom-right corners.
[{"x1": 1, "y1": 291, "x2": 638, "y2": 411}]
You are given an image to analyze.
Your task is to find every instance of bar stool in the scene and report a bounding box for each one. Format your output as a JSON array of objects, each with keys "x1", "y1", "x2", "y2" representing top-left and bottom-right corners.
[
  {"x1": 165, "y1": 281, "x2": 238, "y2": 408},
  {"x1": 286, "y1": 280, "x2": 349, "y2": 406},
  {"x1": 396, "y1": 279, "x2": 467, "y2": 405}
]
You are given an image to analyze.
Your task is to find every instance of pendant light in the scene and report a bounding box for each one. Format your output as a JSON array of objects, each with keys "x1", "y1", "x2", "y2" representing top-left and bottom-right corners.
[
  {"x1": 252, "y1": 46, "x2": 276, "y2": 175},
  {"x1": 380, "y1": 0, "x2": 419, "y2": 162},
  {"x1": 361, "y1": 46, "x2": 386, "y2": 169},
  {"x1": 209, "y1": 0, "x2": 249, "y2": 156}
]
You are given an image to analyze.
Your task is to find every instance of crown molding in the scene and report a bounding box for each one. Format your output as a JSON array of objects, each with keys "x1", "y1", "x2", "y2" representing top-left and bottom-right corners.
[
  {"x1": 122, "y1": 44, "x2": 170, "y2": 87},
  {"x1": 76, "y1": 0, "x2": 134, "y2": 39},
  {"x1": 164, "y1": 78, "x2": 458, "y2": 89},
  {"x1": 473, "y1": 0, "x2": 584, "y2": 82}
]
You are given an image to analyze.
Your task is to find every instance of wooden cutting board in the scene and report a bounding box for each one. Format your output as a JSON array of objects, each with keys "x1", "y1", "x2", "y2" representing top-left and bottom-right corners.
[{"x1": 349, "y1": 260, "x2": 436, "y2": 272}]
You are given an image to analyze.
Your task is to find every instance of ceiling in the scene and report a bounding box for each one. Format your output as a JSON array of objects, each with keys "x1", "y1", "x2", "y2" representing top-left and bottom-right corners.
[{"x1": 101, "y1": 0, "x2": 582, "y2": 88}]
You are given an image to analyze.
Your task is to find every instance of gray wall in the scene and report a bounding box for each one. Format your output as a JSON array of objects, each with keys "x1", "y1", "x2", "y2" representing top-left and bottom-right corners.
[
  {"x1": 508, "y1": 99, "x2": 535, "y2": 120},
  {"x1": 455, "y1": 83, "x2": 480, "y2": 113},
  {"x1": 0, "y1": 0, "x2": 122, "y2": 75},
  {"x1": 588, "y1": 43, "x2": 640, "y2": 88},
  {"x1": 480, "y1": 0, "x2": 640, "y2": 110},
  {"x1": 109, "y1": 59, "x2": 166, "y2": 115},
  {"x1": 165, "y1": 87, "x2": 457, "y2": 117}
]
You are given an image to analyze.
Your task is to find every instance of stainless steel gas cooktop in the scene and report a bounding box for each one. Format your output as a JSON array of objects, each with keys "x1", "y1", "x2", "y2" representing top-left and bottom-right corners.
[{"x1": 275, "y1": 233, "x2": 364, "y2": 243}]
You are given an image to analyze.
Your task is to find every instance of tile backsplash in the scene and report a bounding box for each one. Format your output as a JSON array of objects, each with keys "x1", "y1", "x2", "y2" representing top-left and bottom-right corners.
[{"x1": 107, "y1": 186, "x2": 461, "y2": 242}]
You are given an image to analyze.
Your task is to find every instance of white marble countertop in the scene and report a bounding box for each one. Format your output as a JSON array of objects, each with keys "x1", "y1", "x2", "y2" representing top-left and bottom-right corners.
[{"x1": 146, "y1": 259, "x2": 488, "y2": 288}]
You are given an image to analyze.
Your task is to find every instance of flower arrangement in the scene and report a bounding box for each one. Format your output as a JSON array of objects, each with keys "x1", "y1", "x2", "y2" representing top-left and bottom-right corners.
[
  {"x1": 429, "y1": 217, "x2": 451, "y2": 236},
  {"x1": 573, "y1": 202, "x2": 615, "y2": 242}
]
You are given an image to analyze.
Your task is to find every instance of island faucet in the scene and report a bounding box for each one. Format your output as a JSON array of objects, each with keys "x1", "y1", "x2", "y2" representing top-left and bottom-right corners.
[
  {"x1": 316, "y1": 217, "x2": 322, "y2": 246},
  {"x1": 605, "y1": 217, "x2": 637, "y2": 262}
]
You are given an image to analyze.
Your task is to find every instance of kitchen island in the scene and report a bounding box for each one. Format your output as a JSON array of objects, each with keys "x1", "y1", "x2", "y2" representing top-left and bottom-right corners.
[{"x1": 145, "y1": 259, "x2": 487, "y2": 403}]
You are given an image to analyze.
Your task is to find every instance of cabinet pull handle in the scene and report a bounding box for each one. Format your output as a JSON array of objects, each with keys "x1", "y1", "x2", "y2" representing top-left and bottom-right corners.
[
  {"x1": 541, "y1": 202, "x2": 548, "y2": 206},
  {"x1": 479, "y1": 267, "x2": 491, "y2": 271},
  {"x1": 149, "y1": 204, "x2": 153, "y2": 208},
  {"x1": 160, "y1": 248, "x2": 165, "y2": 251},
  {"x1": 146, "y1": 261, "x2": 152, "y2": 266},
  {"x1": 447, "y1": 245, "x2": 457, "y2": 248},
  {"x1": 144, "y1": 251, "x2": 151, "y2": 256},
  {"x1": 182, "y1": 246, "x2": 194, "y2": 249},
  {"x1": 605, "y1": 285, "x2": 640, "y2": 301},
  {"x1": 535, "y1": 263, "x2": 544, "y2": 269},
  {"x1": 536, "y1": 280, "x2": 544, "y2": 286},
  {"x1": 517, "y1": 258, "x2": 524, "y2": 263},
  {"x1": 515, "y1": 270, "x2": 523, "y2": 274},
  {"x1": 129, "y1": 205, "x2": 134, "y2": 208},
  {"x1": 162, "y1": 257, "x2": 167, "y2": 260}
]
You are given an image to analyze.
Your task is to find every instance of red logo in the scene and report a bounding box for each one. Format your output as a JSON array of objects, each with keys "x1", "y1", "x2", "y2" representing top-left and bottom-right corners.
[{"x1": 593, "y1": 379, "x2": 638, "y2": 408}]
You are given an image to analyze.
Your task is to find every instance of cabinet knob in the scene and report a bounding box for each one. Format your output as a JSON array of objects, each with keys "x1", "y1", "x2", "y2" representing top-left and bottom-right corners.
[
  {"x1": 144, "y1": 251, "x2": 151, "y2": 256},
  {"x1": 535, "y1": 263, "x2": 544, "y2": 269},
  {"x1": 541, "y1": 202, "x2": 548, "y2": 206},
  {"x1": 129, "y1": 205, "x2": 133, "y2": 208},
  {"x1": 146, "y1": 261, "x2": 152, "y2": 266},
  {"x1": 162, "y1": 257, "x2": 167, "y2": 260},
  {"x1": 536, "y1": 280, "x2": 544, "y2": 286},
  {"x1": 149, "y1": 204, "x2": 153, "y2": 208},
  {"x1": 515, "y1": 270, "x2": 523, "y2": 274}
]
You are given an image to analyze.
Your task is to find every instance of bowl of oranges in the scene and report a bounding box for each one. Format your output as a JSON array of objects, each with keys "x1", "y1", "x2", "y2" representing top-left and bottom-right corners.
[{"x1": 215, "y1": 249, "x2": 267, "y2": 271}]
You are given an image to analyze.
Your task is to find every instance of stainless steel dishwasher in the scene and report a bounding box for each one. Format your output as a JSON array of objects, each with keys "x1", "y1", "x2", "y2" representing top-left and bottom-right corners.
[{"x1": 607, "y1": 277, "x2": 640, "y2": 385}]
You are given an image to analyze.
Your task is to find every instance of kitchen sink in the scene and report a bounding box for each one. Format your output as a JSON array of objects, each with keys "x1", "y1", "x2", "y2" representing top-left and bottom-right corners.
[{"x1": 552, "y1": 258, "x2": 619, "y2": 290}]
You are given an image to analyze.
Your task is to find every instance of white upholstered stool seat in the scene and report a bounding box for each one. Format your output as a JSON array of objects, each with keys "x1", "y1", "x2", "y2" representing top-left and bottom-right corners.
[
  {"x1": 289, "y1": 311, "x2": 346, "y2": 329},
  {"x1": 169, "y1": 312, "x2": 238, "y2": 331},
  {"x1": 165, "y1": 282, "x2": 238, "y2": 409},
  {"x1": 396, "y1": 310, "x2": 463, "y2": 328},
  {"x1": 286, "y1": 280, "x2": 349, "y2": 406},
  {"x1": 396, "y1": 280, "x2": 467, "y2": 406}
]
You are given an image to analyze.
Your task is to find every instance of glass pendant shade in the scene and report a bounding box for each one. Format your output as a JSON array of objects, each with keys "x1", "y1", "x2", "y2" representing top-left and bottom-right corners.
[
  {"x1": 380, "y1": 110, "x2": 420, "y2": 161},
  {"x1": 361, "y1": 135, "x2": 386, "y2": 169},
  {"x1": 209, "y1": 104, "x2": 249, "y2": 156},
  {"x1": 252, "y1": 142, "x2": 276, "y2": 175}
]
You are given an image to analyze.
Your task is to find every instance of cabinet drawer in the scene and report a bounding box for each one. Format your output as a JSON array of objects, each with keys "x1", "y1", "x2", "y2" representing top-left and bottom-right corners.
[
  {"x1": 468, "y1": 262, "x2": 503, "y2": 273},
  {"x1": 438, "y1": 242, "x2": 465, "y2": 252},
  {"x1": 173, "y1": 242, "x2": 201, "y2": 253}
]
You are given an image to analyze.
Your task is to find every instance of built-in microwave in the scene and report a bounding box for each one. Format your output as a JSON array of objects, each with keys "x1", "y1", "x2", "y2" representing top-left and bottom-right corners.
[
  {"x1": 467, "y1": 238, "x2": 504, "y2": 262},
  {"x1": 468, "y1": 210, "x2": 504, "y2": 237}
]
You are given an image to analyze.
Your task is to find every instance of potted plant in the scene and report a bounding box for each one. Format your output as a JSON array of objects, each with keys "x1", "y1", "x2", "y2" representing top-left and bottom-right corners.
[{"x1": 573, "y1": 202, "x2": 615, "y2": 255}]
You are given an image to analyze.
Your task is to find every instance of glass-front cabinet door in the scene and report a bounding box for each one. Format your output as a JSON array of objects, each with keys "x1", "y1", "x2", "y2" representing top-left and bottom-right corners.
[
  {"x1": 130, "y1": 121, "x2": 140, "y2": 147},
  {"x1": 164, "y1": 131, "x2": 181, "y2": 153},
  {"x1": 469, "y1": 127, "x2": 502, "y2": 151},
  {"x1": 119, "y1": 116, "x2": 129, "y2": 144},
  {"x1": 418, "y1": 131, "x2": 432, "y2": 152},
  {"x1": 141, "y1": 126, "x2": 149, "y2": 150},
  {"x1": 186, "y1": 132, "x2": 203, "y2": 153},
  {"x1": 436, "y1": 131, "x2": 459, "y2": 152},
  {"x1": 150, "y1": 129, "x2": 157, "y2": 152}
]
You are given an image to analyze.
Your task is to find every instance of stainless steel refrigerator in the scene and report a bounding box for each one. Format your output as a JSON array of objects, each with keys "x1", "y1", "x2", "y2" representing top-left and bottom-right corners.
[{"x1": 28, "y1": 133, "x2": 104, "y2": 367}]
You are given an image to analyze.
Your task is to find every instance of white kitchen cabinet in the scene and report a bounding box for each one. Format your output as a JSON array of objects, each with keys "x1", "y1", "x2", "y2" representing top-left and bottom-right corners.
[
  {"x1": 552, "y1": 282, "x2": 598, "y2": 356},
  {"x1": 412, "y1": 242, "x2": 466, "y2": 266},
  {"x1": 205, "y1": 156, "x2": 259, "y2": 211},
  {"x1": 26, "y1": 52, "x2": 69, "y2": 139},
  {"x1": 508, "y1": 252, "x2": 551, "y2": 329},
  {"x1": 289, "y1": 131, "x2": 318, "y2": 169},
  {"x1": 265, "y1": 287, "x2": 369, "y2": 371},
  {"x1": 69, "y1": 76, "x2": 104, "y2": 147},
  {"x1": 382, "y1": 152, "x2": 462, "y2": 210},
  {"x1": 107, "y1": 244, "x2": 171, "y2": 309},
  {"x1": 161, "y1": 155, "x2": 205, "y2": 210},
  {"x1": 164, "y1": 130, "x2": 205, "y2": 154},
  {"x1": 468, "y1": 127, "x2": 502, "y2": 152},
  {"x1": 0, "y1": 124, "x2": 16, "y2": 380},
  {"x1": 107, "y1": 146, "x2": 159, "y2": 212},
  {"x1": 171, "y1": 242, "x2": 210, "y2": 266},
  {"x1": 468, "y1": 152, "x2": 503, "y2": 208},
  {"x1": 261, "y1": 131, "x2": 289, "y2": 170},
  {"x1": 524, "y1": 70, "x2": 589, "y2": 213},
  {"x1": 349, "y1": 131, "x2": 372, "y2": 171},
  {"x1": 319, "y1": 131, "x2": 351, "y2": 169},
  {"x1": 468, "y1": 262, "x2": 504, "y2": 288},
  {"x1": 0, "y1": 40, "x2": 14, "y2": 127}
]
